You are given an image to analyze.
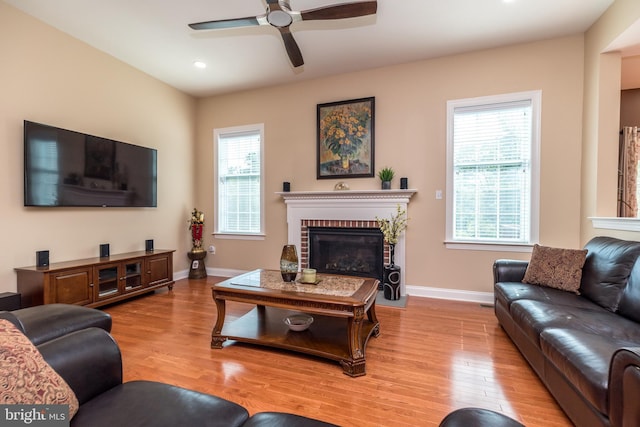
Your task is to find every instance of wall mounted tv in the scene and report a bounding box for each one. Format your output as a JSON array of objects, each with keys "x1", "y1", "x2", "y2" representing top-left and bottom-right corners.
[{"x1": 24, "y1": 120, "x2": 157, "y2": 207}]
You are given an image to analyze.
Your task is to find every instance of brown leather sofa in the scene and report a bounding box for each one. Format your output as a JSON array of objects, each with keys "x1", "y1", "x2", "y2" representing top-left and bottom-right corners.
[{"x1": 494, "y1": 236, "x2": 640, "y2": 427}]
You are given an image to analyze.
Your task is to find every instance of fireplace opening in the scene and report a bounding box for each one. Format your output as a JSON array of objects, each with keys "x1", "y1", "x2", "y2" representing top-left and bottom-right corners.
[{"x1": 308, "y1": 227, "x2": 384, "y2": 281}]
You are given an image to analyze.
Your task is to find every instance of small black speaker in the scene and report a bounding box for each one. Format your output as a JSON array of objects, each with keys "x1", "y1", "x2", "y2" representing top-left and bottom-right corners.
[
  {"x1": 400, "y1": 177, "x2": 408, "y2": 189},
  {"x1": 36, "y1": 250, "x2": 49, "y2": 267},
  {"x1": 283, "y1": 181, "x2": 291, "y2": 192},
  {"x1": 99, "y1": 243, "x2": 110, "y2": 258},
  {"x1": 145, "y1": 239, "x2": 154, "y2": 252}
]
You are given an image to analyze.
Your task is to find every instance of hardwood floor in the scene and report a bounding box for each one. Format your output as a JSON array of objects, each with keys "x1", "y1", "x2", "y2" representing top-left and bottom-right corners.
[{"x1": 103, "y1": 277, "x2": 572, "y2": 427}]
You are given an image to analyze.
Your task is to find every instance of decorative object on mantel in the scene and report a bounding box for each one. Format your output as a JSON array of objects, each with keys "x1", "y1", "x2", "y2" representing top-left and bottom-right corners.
[
  {"x1": 317, "y1": 97, "x2": 375, "y2": 179},
  {"x1": 400, "y1": 177, "x2": 408, "y2": 189},
  {"x1": 187, "y1": 208, "x2": 207, "y2": 279},
  {"x1": 378, "y1": 167, "x2": 395, "y2": 190},
  {"x1": 334, "y1": 181, "x2": 350, "y2": 191},
  {"x1": 376, "y1": 205, "x2": 408, "y2": 300},
  {"x1": 280, "y1": 244, "x2": 299, "y2": 282}
]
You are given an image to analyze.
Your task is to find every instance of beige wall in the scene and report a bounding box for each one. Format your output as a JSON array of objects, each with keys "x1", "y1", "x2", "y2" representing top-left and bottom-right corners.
[
  {"x1": 196, "y1": 36, "x2": 585, "y2": 293},
  {"x1": 0, "y1": 2, "x2": 196, "y2": 293},
  {"x1": 622, "y1": 55, "x2": 640, "y2": 89},
  {"x1": 582, "y1": 0, "x2": 640, "y2": 242}
]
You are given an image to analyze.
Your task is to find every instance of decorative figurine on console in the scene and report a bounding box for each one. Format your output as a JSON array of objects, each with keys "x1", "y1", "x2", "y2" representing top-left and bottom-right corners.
[
  {"x1": 376, "y1": 205, "x2": 408, "y2": 300},
  {"x1": 187, "y1": 208, "x2": 207, "y2": 279}
]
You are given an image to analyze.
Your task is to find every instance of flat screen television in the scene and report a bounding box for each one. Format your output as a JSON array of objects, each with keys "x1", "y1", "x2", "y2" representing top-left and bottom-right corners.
[{"x1": 24, "y1": 120, "x2": 157, "y2": 207}]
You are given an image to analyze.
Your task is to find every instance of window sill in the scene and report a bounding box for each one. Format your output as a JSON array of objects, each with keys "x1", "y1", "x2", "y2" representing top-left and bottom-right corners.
[
  {"x1": 444, "y1": 240, "x2": 534, "y2": 252},
  {"x1": 213, "y1": 233, "x2": 266, "y2": 241},
  {"x1": 590, "y1": 217, "x2": 640, "y2": 232}
]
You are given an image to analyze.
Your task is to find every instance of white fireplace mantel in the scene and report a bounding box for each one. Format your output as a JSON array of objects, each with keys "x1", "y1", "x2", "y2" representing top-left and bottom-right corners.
[{"x1": 278, "y1": 189, "x2": 416, "y2": 295}]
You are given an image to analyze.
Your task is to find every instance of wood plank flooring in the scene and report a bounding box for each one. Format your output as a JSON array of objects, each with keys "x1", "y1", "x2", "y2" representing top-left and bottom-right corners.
[{"x1": 103, "y1": 277, "x2": 572, "y2": 427}]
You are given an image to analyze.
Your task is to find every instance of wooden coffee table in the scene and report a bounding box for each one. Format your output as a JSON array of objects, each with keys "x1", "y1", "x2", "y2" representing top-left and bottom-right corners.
[{"x1": 211, "y1": 269, "x2": 380, "y2": 377}]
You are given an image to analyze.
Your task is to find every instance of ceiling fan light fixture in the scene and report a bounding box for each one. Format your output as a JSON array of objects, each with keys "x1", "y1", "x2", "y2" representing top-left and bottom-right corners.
[{"x1": 267, "y1": 10, "x2": 293, "y2": 27}]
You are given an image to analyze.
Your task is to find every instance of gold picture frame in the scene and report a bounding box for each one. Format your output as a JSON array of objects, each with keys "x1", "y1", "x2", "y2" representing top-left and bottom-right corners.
[{"x1": 317, "y1": 96, "x2": 375, "y2": 179}]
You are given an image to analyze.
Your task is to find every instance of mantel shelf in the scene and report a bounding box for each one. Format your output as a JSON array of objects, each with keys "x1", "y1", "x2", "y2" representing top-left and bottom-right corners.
[{"x1": 276, "y1": 189, "x2": 417, "y2": 201}]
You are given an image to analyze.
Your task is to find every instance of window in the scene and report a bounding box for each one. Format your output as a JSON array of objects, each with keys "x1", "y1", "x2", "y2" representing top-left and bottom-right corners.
[
  {"x1": 214, "y1": 124, "x2": 265, "y2": 238},
  {"x1": 446, "y1": 91, "x2": 541, "y2": 250}
]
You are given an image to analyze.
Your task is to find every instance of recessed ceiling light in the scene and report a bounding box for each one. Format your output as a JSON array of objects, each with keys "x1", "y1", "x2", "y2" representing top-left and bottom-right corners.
[
  {"x1": 193, "y1": 61, "x2": 207, "y2": 69},
  {"x1": 503, "y1": 0, "x2": 516, "y2": 3}
]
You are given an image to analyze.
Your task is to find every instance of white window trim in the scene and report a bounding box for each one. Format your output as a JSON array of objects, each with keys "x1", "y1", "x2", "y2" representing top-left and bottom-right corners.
[
  {"x1": 445, "y1": 90, "x2": 541, "y2": 251},
  {"x1": 213, "y1": 123, "x2": 266, "y2": 240}
]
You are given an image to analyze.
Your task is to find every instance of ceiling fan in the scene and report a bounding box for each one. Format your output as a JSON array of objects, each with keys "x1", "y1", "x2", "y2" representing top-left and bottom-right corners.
[{"x1": 188, "y1": 0, "x2": 378, "y2": 68}]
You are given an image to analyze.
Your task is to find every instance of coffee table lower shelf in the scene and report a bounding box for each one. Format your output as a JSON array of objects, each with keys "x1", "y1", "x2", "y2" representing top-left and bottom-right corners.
[{"x1": 212, "y1": 306, "x2": 378, "y2": 376}]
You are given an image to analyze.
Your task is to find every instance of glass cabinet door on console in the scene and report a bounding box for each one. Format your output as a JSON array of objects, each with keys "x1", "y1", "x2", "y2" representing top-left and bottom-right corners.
[
  {"x1": 95, "y1": 263, "x2": 120, "y2": 301},
  {"x1": 94, "y1": 258, "x2": 144, "y2": 301},
  {"x1": 123, "y1": 260, "x2": 143, "y2": 292}
]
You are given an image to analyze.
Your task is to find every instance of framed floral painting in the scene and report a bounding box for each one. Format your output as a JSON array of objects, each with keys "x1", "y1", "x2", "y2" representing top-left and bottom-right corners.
[{"x1": 317, "y1": 96, "x2": 375, "y2": 179}]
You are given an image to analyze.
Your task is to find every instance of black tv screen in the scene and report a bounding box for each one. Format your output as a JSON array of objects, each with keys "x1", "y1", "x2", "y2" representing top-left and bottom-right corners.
[{"x1": 24, "y1": 121, "x2": 157, "y2": 207}]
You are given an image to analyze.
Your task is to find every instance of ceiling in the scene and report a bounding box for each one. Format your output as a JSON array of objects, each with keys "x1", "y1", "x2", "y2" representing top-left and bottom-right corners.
[{"x1": 5, "y1": 0, "x2": 620, "y2": 98}]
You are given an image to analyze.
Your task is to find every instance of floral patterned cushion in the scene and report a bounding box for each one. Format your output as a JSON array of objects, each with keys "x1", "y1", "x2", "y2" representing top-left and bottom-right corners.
[
  {"x1": 0, "y1": 319, "x2": 79, "y2": 417},
  {"x1": 522, "y1": 244, "x2": 588, "y2": 294}
]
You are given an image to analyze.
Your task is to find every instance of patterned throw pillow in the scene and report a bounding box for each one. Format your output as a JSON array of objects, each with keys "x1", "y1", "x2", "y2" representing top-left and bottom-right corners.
[
  {"x1": 522, "y1": 244, "x2": 588, "y2": 294},
  {"x1": 0, "y1": 319, "x2": 79, "y2": 417}
]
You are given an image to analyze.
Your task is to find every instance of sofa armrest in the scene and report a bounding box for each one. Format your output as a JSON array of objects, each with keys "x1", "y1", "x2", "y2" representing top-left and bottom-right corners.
[
  {"x1": 609, "y1": 347, "x2": 640, "y2": 427},
  {"x1": 493, "y1": 259, "x2": 529, "y2": 284},
  {"x1": 12, "y1": 303, "x2": 112, "y2": 346},
  {"x1": 38, "y1": 328, "x2": 123, "y2": 405},
  {"x1": 0, "y1": 311, "x2": 25, "y2": 333}
]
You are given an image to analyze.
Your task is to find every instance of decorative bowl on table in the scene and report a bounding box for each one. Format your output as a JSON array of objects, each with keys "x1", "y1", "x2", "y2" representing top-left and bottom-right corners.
[{"x1": 283, "y1": 314, "x2": 314, "y2": 331}]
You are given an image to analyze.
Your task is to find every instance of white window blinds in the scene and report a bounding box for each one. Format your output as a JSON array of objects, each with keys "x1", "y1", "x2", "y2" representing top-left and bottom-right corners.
[
  {"x1": 216, "y1": 126, "x2": 263, "y2": 235},
  {"x1": 447, "y1": 92, "x2": 540, "y2": 246}
]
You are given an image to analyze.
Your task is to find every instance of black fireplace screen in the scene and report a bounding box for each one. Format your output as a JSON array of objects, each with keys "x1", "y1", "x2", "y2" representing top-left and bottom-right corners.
[{"x1": 308, "y1": 227, "x2": 384, "y2": 281}]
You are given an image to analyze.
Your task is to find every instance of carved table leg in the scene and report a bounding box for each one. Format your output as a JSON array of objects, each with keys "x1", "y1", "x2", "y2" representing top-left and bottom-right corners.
[
  {"x1": 211, "y1": 297, "x2": 227, "y2": 349},
  {"x1": 343, "y1": 306, "x2": 367, "y2": 377}
]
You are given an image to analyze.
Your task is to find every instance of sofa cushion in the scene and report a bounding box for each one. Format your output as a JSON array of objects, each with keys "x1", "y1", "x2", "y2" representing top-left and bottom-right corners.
[
  {"x1": 13, "y1": 303, "x2": 112, "y2": 346},
  {"x1": 495, "y1": 282, "x2": 597, "y2": 311},
  {"x1": 540, "y1": 328, "x2": 635, "y2": 416},
  {"x1": 509, "y1": 299, "x2": 640, "y2": 348},
  {"x1": 70, "y1": 380, "x2": 249, "y2": 427},
  {"x1": 522, "y1": 244, "x2": 587, "y2": 293},
  {"x1": 580, "y1": 237, "x2": 640, "y2": 312},
  {"x1": 0, "y1": 319, "x2": 79, "y2": 417}
]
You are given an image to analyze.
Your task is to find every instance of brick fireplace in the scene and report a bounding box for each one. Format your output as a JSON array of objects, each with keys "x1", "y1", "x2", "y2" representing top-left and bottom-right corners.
[
  {"x1": 279, "y1": 189, "x2": 416, "y2": 296},
  {"x1": 303, "y1": 221, "x2": 385, "y2": 281}
]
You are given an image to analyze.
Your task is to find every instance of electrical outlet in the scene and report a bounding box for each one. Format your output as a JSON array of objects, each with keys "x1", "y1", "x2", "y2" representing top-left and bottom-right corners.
[
  {"x1": 208, "y1": 245, "x2": 216, "y2": 254},
  {"x1": 435, "y1": 190, "x2": 443, "y2": 200}
]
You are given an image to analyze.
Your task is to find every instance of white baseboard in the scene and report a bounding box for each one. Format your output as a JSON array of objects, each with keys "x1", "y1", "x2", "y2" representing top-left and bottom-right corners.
[
  {"x1": 174, "y1": 269, "x2": 189, "y2": 280},
  {"x1": 406, "y1": 284, "x2": 494, "y2": 305},
  {"x1": 179, "y1": 268, "x2": 494, "y2": 305}
]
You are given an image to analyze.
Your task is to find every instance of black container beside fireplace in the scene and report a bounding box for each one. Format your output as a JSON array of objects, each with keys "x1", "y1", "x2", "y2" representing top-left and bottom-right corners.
[{"x1": 308, "y1": 227, "x2": 384, "y2": 283}]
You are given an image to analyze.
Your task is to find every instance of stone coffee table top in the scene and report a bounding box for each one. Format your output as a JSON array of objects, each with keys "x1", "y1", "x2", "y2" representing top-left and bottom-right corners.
[{"x1": 228, "y1": 269, "x2": 365, "y2": 297}]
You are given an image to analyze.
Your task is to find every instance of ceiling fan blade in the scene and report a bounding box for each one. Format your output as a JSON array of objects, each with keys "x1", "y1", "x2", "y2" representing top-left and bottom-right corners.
[
  {"x1": 278, "y1": 27, "x2": 304, "y2": 67},
  {"x1": 300, "y1": 1, "x2": 377, "y2": 21},
  {"x1": 188, "y1": 16, "x2": 261, "y2": 31}
]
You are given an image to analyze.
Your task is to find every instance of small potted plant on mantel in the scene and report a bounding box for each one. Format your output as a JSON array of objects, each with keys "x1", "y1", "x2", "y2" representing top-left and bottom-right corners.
[{"x1": 378, "y1": 167, "x2": 395, "y2": 189}]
